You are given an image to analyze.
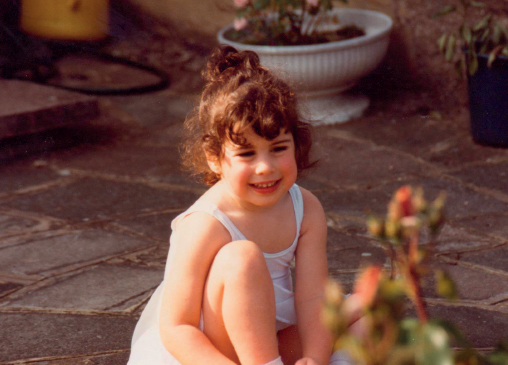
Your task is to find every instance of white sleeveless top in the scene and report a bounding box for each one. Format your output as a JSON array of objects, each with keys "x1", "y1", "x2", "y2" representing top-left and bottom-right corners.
[{"x1": 128, "y1": 184, "x2": 303, "y2": 364}]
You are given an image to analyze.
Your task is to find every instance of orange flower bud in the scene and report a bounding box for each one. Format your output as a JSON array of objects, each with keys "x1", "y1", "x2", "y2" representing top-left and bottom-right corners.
[
  {"x1": 394, "y1": 185, "x2": 414, "y2": 217},
  {"x1": 353, "y1": 265, "x2": 383, "y2": 308}
]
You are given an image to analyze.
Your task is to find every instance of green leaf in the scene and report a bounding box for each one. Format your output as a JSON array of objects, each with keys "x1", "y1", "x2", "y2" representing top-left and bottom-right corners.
[
  {"x1": 438, "y1": 33, "x2": 448, "y2": 54},
  {"x1": 455, "y1": 58, "x2": 466, "y2": 78},
  {"x1": 445, "y1": 34, "x2": 456, "y2": 61},
  {"x1": 496, "y1": 22, "x2": 508, "y2": 41},
  {"x1": 473, "y1": 15, "x2": 491, "y2": 32},
  {"x1": 386, "y1": 346, "x2": 418, "y2": 365},
  {"x1": 460, "y1": 24, "x2": 473, "y2": 44},
  {"x1": 435, "y1": 269, "x2": 458, "y2": 300},
  {"x1": 488, "y1": 45, "x2": 504, "y2": 68},
  {"x1": 431, "y1": 318, "x2": 470, "y2": 346},
  {"x1": 419, "y1": 323, "x2": 454, "y2": 365},
  {"x1": 479, "y1": 27, "x2": 491, "y2": 43},
  {"x1": 493, "y1": 23, "x2": 503, "y2": 44},
  {"x1": 489, "y1": 349, "x2": 508, "y2": 365},
  {"x1": 470, "y1": 1, "x2": 486, "y2": 7},
  {"x1": 479, "y1": 42, "x2": 488, "y2": 54},
  {"x1": 433, "y1": 5, "x2": 456, "y2": 18},
  {"x1": 468, "y1": 51, "x2": 479, "y2": 75},
  {"x1": 398, "y1": 318, "x2": 420, "y2": 345}
]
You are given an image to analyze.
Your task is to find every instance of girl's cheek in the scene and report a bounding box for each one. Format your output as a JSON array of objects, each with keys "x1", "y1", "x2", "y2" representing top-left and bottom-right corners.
[{"x1": 281, "y1": 153, "x2": 298, "y2": 171}]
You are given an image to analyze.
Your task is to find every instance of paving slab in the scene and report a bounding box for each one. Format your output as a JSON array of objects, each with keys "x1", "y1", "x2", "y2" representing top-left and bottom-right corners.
[
  {"x1": 313, "y1": 132, "x2": 428, "y2": 189},
  {"x1": 1, "y1": 177, "x2": 201, "y2": 222},
  {"x1": 0, "y1": 312, "x2": 135, "y2": 363},
  {"x1": 333, "y1": 107, "x2": 508, "y2": 169},
  {"x1": 118, "y1": 243, "x2": 171, "y2": 268},
  {"x1": 451, "y1": 214, "x2": 508, "y2": 242},
  {"x1": 0, "y1": 229, "x2": 152, "y2": 278},
  {"x1": 21, "y1": 351, "x2": 130, "y2": 365},
  {"x1": 0, "y1": 282, "x2": 23, "y2": 298},
  {"x1": 315, "y1": 188, "x2": 393, "y2": 219},
  {"x1": 423, "y1": 137, "x2": 508, "y2": 170},
  {"x1": 5, "y1": 263, "x2": 163, "y2": 312},
  {"x1": 0, "y1": 212, "x2": 50, "y2": 239},
  {"x1": 0, "y1": 159, "x2": 63, "y2": 195},
  {"x1": 105, "y1": 92, "x2": 195, "y2": 129},
  {"x1": 113, "y1": 211, "x2": 180, "y2": 242},
  {"x1": 451, "y1": 161, "x2": 508, "y2": 196},
  {"x1": 328, "y1": 272, "x2": 357, "y2": 294},
  {"x1": 422, "y1": 261, "x2": 508, "y2": 301},
  {"x1": 0, "y1": 80, "x2": 99, "y2": 140},
  {"x1": 432, "y1": 223, "x2": 498, "y2": 254},
  {"x1": 45, "y1": 142, "x2": 206, "y2": 190},
  {"x1": 425, "y1": 305, "x2": 508, "y2": 348},
  {"x1": 442, "y1": 244, "x2": 508, "y2": 274}
]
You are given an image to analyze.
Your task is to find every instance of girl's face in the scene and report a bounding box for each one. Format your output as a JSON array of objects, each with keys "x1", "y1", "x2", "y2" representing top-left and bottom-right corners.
[{"x1": 209, "y1": 127, "x2": 298, "y2": 210}]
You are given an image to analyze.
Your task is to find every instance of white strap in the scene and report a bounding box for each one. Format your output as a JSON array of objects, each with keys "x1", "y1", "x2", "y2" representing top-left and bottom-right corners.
[{"x1": 261, "y1": 356, "x2": 283, "y2": 365}]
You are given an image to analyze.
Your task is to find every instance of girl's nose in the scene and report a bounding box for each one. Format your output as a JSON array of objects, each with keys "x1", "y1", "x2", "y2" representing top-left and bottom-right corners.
[{"x1": 255, "y1": 156, "x2": 275, "y2": 175}]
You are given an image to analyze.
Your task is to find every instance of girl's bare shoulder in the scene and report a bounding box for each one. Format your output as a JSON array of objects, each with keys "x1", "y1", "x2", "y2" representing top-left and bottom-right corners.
[
  {"x1": 298, "y1": 186, "x2": 326, "y2": 231},
  {"x1": 298, "y1": 186, "x2": 324, "y2": 213},
  {"x1": 172, "y1": 209, "x2": 232, "y2": 257}
]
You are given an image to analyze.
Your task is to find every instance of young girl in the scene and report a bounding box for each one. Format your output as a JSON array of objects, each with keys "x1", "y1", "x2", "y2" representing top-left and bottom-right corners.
[{"x1": 128, "y1": 45, "x2": 352, "y2": 365}]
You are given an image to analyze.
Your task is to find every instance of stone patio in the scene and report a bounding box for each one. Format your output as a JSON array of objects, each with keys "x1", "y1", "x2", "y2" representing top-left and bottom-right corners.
[{"x1": 2, "y1": 8, "x2": 508, "y2": 365}]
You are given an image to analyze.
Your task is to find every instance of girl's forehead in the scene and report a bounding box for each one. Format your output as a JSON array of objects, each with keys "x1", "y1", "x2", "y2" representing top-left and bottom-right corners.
[{"x1": 228, "y1": 127, "x2": 292, "y2": 146}]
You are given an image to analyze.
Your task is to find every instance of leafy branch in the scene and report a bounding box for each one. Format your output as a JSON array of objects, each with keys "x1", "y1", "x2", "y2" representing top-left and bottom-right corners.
[{"x1": 434, "y1": 1, "x2": 508, "y2": 75}]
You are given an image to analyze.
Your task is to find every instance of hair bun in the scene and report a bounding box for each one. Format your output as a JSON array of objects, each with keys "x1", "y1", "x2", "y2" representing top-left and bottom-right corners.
[{"x1": 203, "y1": 45, "x2": 261, "y2": 83}]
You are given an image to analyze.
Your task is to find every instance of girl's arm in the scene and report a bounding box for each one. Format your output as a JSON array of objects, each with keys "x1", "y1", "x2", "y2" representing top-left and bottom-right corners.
[
  {"x1": 294, "y1": 188, "x2": 333, "y2": 365},
  {"x1": 159, "y1": 212, "x2": 236, "y2": 365}
]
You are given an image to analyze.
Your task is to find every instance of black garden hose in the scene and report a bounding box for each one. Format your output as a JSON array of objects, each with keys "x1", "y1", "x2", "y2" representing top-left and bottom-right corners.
[{"x1": 42, "y1": 49, "x2": 171, "y2": 96}]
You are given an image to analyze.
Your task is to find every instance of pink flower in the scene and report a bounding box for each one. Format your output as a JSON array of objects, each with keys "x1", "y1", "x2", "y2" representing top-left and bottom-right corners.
[
  {"x1": 234, "y1": 0, "x2": 249, "y2": 8},
  {"x1": 306, "y1": 0, "x2": 319, "y2": 7},
  {"x1": 234, "y1": 17, "x2": 248, "y2": 31}
]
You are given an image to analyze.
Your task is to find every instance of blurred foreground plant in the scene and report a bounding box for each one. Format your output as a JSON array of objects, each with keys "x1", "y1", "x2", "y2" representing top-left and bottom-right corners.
[{"x1": 323, "y1": 186, "x2": 508, "y2": 365}]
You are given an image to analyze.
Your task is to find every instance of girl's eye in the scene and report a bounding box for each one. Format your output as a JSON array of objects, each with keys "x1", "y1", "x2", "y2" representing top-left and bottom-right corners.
[
  {"x1": 237, "y1": 151, "x2": 255, "y2": 157},
  {"x1": 273, "y1": 146, "x2": 288, "y2": 152}
]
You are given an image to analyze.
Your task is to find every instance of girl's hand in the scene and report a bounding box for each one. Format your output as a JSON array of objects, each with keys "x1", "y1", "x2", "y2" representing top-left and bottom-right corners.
[{"x1": 295, "y1": 357, "x2": 320, "y2": 365}]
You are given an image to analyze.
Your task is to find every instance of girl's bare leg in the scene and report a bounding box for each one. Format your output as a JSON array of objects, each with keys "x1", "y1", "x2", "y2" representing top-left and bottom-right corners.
[{"x1": 202, "y1": 240, "x2": 280, "y2": 365}]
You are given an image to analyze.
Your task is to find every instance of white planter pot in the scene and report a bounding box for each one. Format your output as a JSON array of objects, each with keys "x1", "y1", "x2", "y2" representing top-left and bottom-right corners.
[{"x1": 217, "y1": 8, "x2": 393, "y2": 125}]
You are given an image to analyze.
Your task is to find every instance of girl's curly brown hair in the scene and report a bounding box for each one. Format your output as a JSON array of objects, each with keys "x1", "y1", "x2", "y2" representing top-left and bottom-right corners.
[{"x1": 181, "y1": 45, "x2": 315, "y2": 186}]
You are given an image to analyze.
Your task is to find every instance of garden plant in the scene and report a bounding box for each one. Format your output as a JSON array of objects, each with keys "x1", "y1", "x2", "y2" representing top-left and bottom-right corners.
[
  {"x1": 434, "y1": 1, "x2": 508, "y2": 75},
  {"x1": 322, "y1": 186, "x2": 508, "y2": 365},
  {"x1": 227, "y1": 0, "x2": 365, "y2": 45}
]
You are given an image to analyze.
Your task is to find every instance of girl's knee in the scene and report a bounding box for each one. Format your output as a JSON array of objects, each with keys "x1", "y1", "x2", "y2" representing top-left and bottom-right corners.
[{"x1": 215, "y1": 240, "x2": 267, "y2": 277}]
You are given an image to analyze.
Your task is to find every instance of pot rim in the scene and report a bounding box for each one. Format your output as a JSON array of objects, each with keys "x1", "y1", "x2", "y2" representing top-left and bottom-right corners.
[
  {"x1": 217, "y1": 8, "x2": 393, "y2": 55},
  {"x1": 463, "y1": 49, "x2": 508, "y2": 62}
]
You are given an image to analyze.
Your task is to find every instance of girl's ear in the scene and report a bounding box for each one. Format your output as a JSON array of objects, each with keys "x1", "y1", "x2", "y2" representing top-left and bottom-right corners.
[{"x1": 206, "y1": 155, "x2": 222, "y2": 175}]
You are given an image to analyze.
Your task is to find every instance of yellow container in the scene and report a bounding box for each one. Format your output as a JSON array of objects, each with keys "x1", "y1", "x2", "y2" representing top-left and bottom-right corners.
[{"x1": 20, "y1": 0, "x2": 109, "y2": 41}]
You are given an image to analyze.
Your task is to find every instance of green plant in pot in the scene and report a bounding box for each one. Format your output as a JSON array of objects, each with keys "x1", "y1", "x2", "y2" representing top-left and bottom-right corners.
[
  {"x1": 435, "y1": 1, "x2": 508, "y2": 147},
  {"x1": 217, "y1": 0, "x2": 393, "y2": 125},
  {"x1": 228, "y1": 0, "x2": 363, "y2": 46}
]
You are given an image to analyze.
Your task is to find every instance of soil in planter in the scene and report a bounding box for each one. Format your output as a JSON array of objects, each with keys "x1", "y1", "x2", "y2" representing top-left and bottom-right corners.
[{"x1": 223, "y1": 24, "x2": 365, "y2": 46}]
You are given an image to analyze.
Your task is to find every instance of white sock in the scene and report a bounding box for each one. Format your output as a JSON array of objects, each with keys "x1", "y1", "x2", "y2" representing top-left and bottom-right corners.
[
  {"x1": 261, "y1": 356, "x2": 283, "y2": 365},
  {"x1": 330, "y1": 350, "x2": 355, "y2": 365}
]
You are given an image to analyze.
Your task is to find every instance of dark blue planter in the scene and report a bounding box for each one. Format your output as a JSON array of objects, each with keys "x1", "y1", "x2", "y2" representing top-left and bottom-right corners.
[{"x1": 467, "y1": 52, "x2": 508, "y2": 147}]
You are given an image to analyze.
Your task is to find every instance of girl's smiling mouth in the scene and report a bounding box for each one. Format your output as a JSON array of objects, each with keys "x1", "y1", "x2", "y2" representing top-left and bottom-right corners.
[{"x1": 249, "y1": 179, "x2": 281, "y2": 191}]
